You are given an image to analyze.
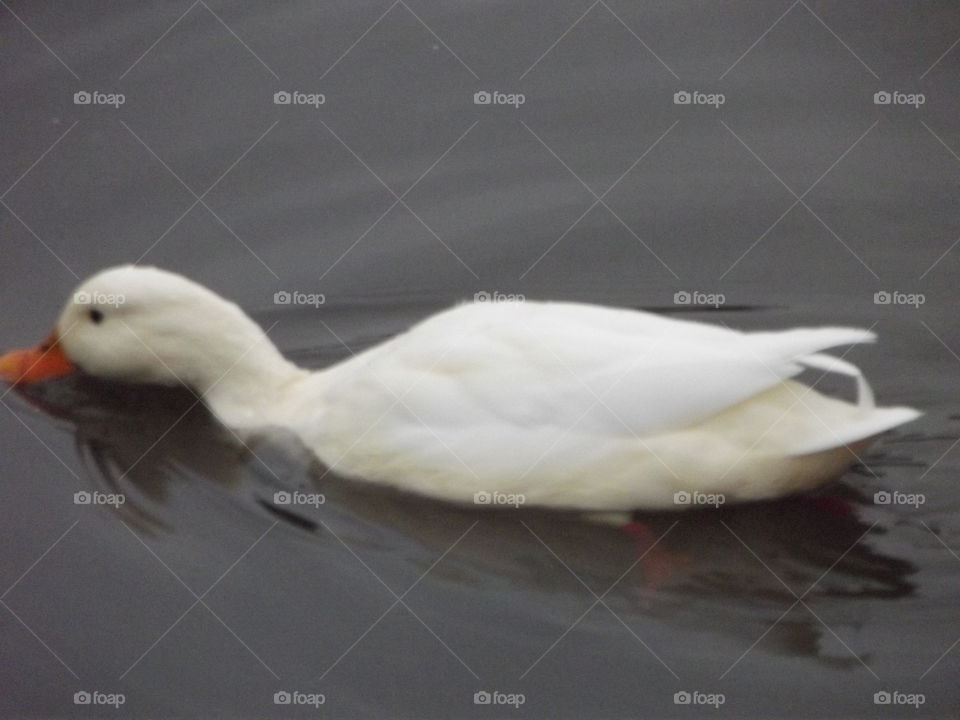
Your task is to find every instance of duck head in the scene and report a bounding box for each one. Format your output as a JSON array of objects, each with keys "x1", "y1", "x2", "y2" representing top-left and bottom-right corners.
[{"x1": 0, "y1": 265, "x2": 307, "y2": 426}]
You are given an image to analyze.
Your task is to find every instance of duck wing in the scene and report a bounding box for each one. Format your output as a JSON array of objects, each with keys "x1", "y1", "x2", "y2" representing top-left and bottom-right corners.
[{"x1": 337, "y1": 301, "x2": 877, "y2": 440}]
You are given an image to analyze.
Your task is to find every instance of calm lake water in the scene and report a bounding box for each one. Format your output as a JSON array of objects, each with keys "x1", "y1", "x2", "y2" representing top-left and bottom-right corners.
[{"x1": 2, "y1": 2, "x2": 959, "y2": 718}]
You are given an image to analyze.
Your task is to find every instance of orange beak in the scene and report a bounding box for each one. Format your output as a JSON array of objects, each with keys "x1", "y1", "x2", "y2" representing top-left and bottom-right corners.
[{"x1": 0, "y1": 330, "x2": 76, "y2": 385}]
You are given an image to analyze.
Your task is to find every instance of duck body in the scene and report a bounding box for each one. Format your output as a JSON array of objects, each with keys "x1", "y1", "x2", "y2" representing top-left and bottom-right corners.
[
  {"x1": 0, "y1": 267, "x2": 921, "y2": 512},
  {"x1": 255, "y1": 300, "x2": 915, "y2": 511}
]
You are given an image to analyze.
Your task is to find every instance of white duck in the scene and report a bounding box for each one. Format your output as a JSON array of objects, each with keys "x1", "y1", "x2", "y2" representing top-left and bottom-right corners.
[{"x1": 0, "y1": 265, "x2": 919, "y2": 513}]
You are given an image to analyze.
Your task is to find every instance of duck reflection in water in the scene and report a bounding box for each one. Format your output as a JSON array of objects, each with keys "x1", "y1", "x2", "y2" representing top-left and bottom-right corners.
[{"x1": 9, "y1": 372, "x2": 916, "y2": 672}]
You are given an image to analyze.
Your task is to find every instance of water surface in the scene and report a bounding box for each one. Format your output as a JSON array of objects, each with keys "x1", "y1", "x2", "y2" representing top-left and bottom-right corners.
[{"x1": 2, "y1": 2, "x2": 959, "y2": 717}]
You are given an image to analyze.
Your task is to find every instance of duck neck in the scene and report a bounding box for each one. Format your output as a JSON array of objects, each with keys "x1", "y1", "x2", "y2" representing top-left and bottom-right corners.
[{"x1": 193, "y1": 343, "x2": 310, "y2": 431}]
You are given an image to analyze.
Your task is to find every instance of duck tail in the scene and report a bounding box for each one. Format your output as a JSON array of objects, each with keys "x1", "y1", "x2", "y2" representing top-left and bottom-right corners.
[
  {"x1": 789, "y1": 350, "x2": 921, "y2": 455},
  {"x1": 799, "y1": 353, "x2": 875, "y2": 410}
]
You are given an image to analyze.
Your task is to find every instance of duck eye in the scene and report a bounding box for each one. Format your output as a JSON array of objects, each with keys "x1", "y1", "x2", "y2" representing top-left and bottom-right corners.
[{"x1": 89, "y1": 308, "x2": 104, "y2": 324}]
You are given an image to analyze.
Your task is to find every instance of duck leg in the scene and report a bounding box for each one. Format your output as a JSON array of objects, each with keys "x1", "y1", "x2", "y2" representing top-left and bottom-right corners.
[{"x1": 622, "y1": 520, "x2": 690, "y2": 592}]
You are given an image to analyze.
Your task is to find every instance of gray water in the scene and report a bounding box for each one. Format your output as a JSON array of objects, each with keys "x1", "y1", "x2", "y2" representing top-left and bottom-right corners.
[{"x1": 1, "y1": 2, "x2": 959, "y2": 718}]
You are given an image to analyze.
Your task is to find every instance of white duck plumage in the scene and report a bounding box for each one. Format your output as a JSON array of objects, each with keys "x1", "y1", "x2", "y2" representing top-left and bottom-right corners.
[{"x1": 3, "y1": 266, "x2": 920, "y2": 513}]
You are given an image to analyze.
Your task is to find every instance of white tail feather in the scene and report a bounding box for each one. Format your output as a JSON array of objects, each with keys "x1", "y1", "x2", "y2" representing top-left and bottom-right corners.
[
  {"x1": 790, "y1": 406, "x2": 922, "y2": 455},
  {"x1": 751, "y1": 326, "x2": 876, "y2": 360},
  {"x1": 800, "y1": 353, "x2": 875, "y2": 410}
]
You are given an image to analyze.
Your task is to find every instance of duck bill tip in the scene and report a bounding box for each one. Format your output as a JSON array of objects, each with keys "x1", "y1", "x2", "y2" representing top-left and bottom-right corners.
[{"x1": 0, "y1": 332, "x2": 75, "y2": 385}]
